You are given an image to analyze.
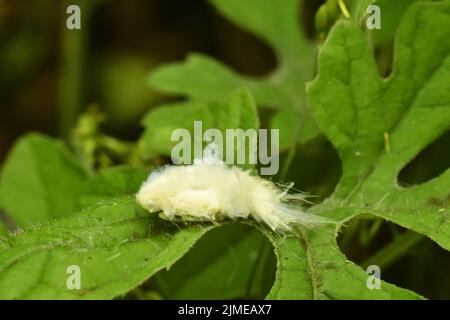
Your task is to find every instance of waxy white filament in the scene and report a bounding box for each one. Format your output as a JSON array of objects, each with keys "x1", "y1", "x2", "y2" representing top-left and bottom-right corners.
[{"x1": 136, "y1": 153, "x2": 332, "y2": 232}]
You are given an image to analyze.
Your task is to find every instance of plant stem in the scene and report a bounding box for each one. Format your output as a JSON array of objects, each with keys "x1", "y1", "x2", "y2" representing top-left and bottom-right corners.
[
  {"x1": 361, "y1": 231, "x2": 425, "y2": 270},
  {"x1": 338, "y1": 0, "x2": 351, "y2": 18},
  {"x1": 280, "y1": 141, "x2": 296, "y2": 182},
  {"x1": 58, "y1": 0, "x2": 93, "y2": 138},
  {"x1": 279, "y1": 116, "x2": 301, "y2": 181}
]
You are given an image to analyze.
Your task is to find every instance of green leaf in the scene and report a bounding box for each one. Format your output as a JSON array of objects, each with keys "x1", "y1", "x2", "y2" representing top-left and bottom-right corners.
[
  {"x1": 147, "y1": 0, "x2": 317, "y2": 149},
  {"x1": 140, "y1": 88, "x2": 259, "y2": 164},
  {"x1": 308, "y1": 0, "x2": 450, "y2": 200},
  {"x1": 0, "y1": 133, "x2": 87, "y2": 227},
  {"x1": 0, "y1": 197, "x2": 211, "y2": 299},
  {"x1": 275, "y1": 0, "x2": 450, "y2": 299},
  {"x1": 153, "y1": 223, "x2": 275, "y2": 299},
  {"x1": 265, "y1": 235, "x2": 315, "y2": 299},
  {"x1": 266, "y1": 226, "x2": 422, "y2": 299},
  {"x1": 75, "y1": 166, "x2": 150, "y2": 210},
  {"x1": 140, "y1": 101, "x2": 214, "y2": 160}
]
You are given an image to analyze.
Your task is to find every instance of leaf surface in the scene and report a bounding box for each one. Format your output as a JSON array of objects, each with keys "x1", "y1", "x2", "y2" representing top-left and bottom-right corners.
[
  {"x1": 0, "y1": 133, "x2": 87, "y2": 227},
  {"x1": 0, "y1": 197, "x2": 211, "y2": 299},
  {"x1": 267, "y1": 0, "x2": 450, "y2": 299}
]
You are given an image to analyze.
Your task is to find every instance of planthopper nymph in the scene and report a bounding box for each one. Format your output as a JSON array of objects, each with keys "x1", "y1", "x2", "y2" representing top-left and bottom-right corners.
[{"x1": 136, "y1": 145, "x2": 333, "y2": 232}]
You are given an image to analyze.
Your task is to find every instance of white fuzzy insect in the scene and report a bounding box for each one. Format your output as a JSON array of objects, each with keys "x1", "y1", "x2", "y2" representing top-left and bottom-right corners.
[{"x1": 136, "y1": 148, "x2": 332, "y2": 232}]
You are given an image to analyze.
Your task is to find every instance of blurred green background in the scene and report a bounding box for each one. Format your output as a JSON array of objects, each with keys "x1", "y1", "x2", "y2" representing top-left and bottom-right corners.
[{"x1": 0, "y1": 0, "x2": 280, "y2": 161}]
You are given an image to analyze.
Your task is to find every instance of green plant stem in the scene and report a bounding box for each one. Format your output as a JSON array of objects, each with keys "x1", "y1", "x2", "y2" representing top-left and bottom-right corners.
[
  {"x1": 279, "y1": 142, "x2": 296, "y2": 182},
  {"x1": 338, "y1": 0, "x2": 351, "y2": 18},
  {"x1": 339, "y1": 218, "x2": 362, "y2": 250},
  {"x1": 58, "y1": 0, "x2": 93, "y2": 138},
  {"x1": 361, "y1": 230, "x2": 425, "y2": 270},
  {"x1": 279, "y1": 117, "x2": 301, "y2": 182}
]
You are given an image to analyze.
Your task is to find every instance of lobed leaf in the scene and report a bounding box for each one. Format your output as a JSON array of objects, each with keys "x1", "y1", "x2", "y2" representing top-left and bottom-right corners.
[
  {"x1": 140, "y1": 88, "x2": 259, "y2": 164},
  {"x1": 271, "y1": 0, "x2": 450, "y2": 299},
  {"x1": 144, "y1": 0, "x2": 317, "y2": 151}
]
